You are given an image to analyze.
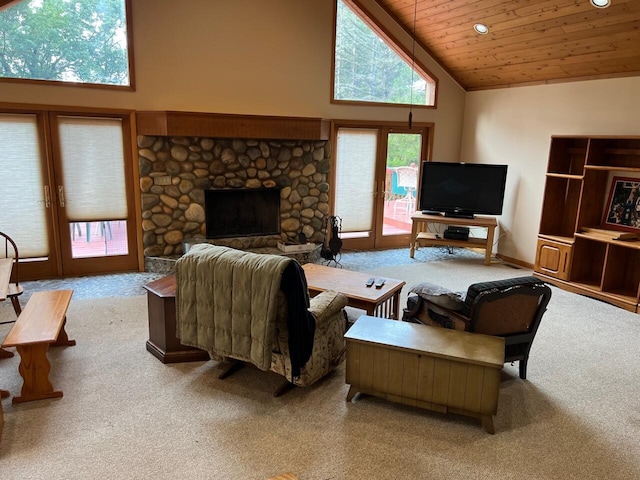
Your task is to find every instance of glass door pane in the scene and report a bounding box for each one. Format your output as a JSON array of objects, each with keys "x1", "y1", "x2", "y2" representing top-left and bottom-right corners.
[
  {"x1": 69, "y1": 220, "x2": 129, "y2": 258},
  {"x1": 0, "y1": 113, "x2": 58, "y2": 279},
  {"x1": 334, "y1": 128, "x2": 378, "y2": 242},
  {"x1": 0, "y1": 114, "x2": 49, "y2": 256},
  {"x1": 50, "y1": 113, "x2": 138, "y2": 276},
  {"x1": 382, "y1": 133, "x2": 421, "y2": 237}
]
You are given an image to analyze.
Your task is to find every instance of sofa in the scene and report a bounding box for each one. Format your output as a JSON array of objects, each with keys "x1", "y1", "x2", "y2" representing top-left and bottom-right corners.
[{"x1": 175, "y1": 244, "x2": 348, "y2": 388}]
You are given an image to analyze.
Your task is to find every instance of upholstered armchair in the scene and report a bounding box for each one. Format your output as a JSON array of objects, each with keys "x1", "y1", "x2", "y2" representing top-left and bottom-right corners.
[
  {"x1": 175, "y1": 244, "x2": 348, "y2": 393},
  {"x1": 402, "y1": 276, "x2": 552, "y2": 379}
]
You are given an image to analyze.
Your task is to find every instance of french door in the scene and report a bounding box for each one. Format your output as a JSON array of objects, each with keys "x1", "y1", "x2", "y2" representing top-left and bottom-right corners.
[
  {"x1": 0, "y1": 107, "x2": 139, "y2": 279},
  {"x1": 331, "y1": 121, "x2": 432, "y2": 250}
]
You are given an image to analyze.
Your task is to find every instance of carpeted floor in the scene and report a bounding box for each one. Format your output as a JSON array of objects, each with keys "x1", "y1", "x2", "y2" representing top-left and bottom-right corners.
[{"x1": 1, "y1": 250, "x2": 639, "y2": 479}]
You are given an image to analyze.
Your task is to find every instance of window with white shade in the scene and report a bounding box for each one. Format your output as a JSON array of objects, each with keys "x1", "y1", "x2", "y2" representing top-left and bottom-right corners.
[
  {"x1": 57, "y1": 116, "x2": 128, "y2": 222},
  {"x1": 0, "y1": 113, "x2": 49, "y2": 258},
  {"x1": 334, "y1": 128, "x2": 378, "y2": 233}
]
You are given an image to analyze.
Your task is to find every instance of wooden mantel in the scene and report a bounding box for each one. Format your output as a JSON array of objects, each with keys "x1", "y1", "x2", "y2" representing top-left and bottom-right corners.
[{"x1": 136, "y1": 111, "x2": 330, "y2": 141}]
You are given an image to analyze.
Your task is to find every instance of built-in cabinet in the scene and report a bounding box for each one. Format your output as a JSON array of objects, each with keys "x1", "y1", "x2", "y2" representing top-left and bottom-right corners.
[{"x1": 535, "y1": 136, "x2": 640, "y2": 313}]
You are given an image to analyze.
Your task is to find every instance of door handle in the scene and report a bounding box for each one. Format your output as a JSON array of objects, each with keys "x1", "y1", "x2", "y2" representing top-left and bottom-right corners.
[
  {"x1": 58, "y1": 185, "x2": 65, "y2": 207},
  {"x1": 44, "y1": 185, "x2": 51, "y2": 208}
]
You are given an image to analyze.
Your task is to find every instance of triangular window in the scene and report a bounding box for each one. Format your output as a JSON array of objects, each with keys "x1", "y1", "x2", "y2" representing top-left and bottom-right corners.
[{"x1": 333, "y1": 0, "x2": 436, "y2": 106}]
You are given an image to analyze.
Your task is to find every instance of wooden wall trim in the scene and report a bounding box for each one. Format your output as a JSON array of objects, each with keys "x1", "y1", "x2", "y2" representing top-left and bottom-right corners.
[{"x1": 135, "y1": 111, "x2": 331, "y2": 140}]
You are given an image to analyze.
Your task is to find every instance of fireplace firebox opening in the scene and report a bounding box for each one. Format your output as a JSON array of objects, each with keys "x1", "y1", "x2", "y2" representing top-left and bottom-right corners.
[{"x1": 204, "y1": 188, "x2": 281, "y2": 239}]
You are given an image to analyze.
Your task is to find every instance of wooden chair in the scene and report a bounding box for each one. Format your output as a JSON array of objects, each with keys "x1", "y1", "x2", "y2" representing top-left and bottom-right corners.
[
  {"x1": 0, "y1": 231, "x2": 24, "y2": 317},
  {"x1": 0, "y1": 231, "x2": 24, "y2": 359}
]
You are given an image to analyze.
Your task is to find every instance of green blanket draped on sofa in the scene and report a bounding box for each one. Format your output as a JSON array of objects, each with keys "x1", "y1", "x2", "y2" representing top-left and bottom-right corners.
[{"x1": 176, "y1": 244, "x2": 293, "y2": 370}]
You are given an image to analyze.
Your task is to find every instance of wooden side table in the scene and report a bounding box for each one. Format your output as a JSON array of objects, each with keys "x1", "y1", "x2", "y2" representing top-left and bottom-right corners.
[
  {"x1": 144, "y1": 275, "x2": 210, "y2": 364},
  {"x1": 345, "y1": 316, "x2": 504, "y2": 433}
]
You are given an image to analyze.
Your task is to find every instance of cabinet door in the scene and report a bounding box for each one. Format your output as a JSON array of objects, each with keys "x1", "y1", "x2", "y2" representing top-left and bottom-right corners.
[{"x1": 535, "y1": 239, "x2": 572, "y2": 280}]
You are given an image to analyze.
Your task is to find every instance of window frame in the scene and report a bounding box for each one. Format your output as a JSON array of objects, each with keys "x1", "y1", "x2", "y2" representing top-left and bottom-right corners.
[
  {"x1": 331, "y1": 0, "x2": 438, "y2": 109},
  {"x1": 0, "y1": 0, "x2": 136, "y2": 91}
]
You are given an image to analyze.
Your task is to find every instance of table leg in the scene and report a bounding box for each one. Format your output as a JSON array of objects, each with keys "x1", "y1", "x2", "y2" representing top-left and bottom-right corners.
[
  {"x1": 13, "y1": 343, "x2": 63, "y2": 404},
  {"x1": 481, "y1": 415, "x2": 495, "y2": 434},
  {"x1": 409, "y1": 220, "x2": 419, "y2": 258},
  {"x1": 485, "y1": 225, "x2": 496, "y2": 266},
  {"x1": 346, "y1": 385, "x2": 357, "y2": 401}
]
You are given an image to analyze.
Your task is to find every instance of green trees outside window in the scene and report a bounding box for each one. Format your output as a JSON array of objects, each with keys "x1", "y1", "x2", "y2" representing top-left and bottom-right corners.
[
  {"x1": 334, "y1": 0, "x2": 435, "y2": 106},
  {"x1": 0, "y1": 0, "x2": 131, "y2": 87}
]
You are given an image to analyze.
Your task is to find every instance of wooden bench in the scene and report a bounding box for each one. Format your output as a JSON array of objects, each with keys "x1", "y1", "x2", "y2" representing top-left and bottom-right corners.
[{"x1": 1, "y1": 290, "x2": 75, "y2": 404}]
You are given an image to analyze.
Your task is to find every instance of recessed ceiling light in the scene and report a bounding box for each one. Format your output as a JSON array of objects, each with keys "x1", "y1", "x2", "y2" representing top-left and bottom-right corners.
[
  {"x1": 590, "y1": 0, "x2": 611, "y2": 8},
  {"x1": 474, "y1": 23, "x2": 489, "y2": 35}
]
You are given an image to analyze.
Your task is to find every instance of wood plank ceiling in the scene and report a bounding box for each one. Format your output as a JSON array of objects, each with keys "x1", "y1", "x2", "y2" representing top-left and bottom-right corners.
[{"x1": 376, "y1": 0, "x2": 640, "y2": 90}]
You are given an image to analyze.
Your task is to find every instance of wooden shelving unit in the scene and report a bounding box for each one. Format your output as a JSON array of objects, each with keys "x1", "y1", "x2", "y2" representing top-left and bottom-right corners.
[{"x1": 534, "y1": 136, "x2": 640, "y2": 313}]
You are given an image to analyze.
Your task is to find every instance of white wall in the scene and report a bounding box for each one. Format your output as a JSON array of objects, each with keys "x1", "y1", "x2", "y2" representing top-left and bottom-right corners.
[
  {"x1": 0, "y1": 0, "x2": 466, "y2": 162},
  {"x1": 461, "y1": 76, "x2": 640, "y2": 265}
]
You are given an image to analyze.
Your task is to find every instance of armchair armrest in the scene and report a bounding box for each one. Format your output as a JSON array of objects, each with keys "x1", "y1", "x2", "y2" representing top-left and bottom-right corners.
[
  {"x1": 403, "y1": 294, "x2": 470, "y2": 331},
  {"x1": 309, "y1": 290, "x2": 348, "y2": 326}
]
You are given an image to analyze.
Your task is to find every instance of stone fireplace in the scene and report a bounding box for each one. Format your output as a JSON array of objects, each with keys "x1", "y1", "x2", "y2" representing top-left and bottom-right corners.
[{"x1": 137, "y1": 133, "x2": 331, "y2": 258}]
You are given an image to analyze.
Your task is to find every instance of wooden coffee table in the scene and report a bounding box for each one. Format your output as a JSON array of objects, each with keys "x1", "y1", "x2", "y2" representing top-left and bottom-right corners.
[{"x1": 302, "y1": 263, "x2": 405, "y2": 320}]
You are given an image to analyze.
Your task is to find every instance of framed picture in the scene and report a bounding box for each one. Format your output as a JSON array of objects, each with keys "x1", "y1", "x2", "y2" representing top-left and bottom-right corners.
[{"x1": 602, "y1": 176, "x2": 640, "y2": 232}]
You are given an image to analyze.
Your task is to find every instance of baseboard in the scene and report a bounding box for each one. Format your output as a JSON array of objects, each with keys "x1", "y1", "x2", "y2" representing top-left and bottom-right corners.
[{"x1": 495, "y1": 254, "x2": 533, "y2": 270}]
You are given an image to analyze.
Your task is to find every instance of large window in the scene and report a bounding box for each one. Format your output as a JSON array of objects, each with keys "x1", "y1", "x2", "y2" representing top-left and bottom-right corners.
[
  {"x1": 0, "y1": 0, "x2": 133, "y2": 88},
  {"x1": 333, "y1": 0, "x2": 436, "y2": 107}
]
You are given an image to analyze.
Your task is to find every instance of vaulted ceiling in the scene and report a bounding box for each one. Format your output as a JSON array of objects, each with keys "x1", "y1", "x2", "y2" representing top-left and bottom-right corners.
[{"x1": 376, "y1": 0, "x2": 640, "y2": 90}]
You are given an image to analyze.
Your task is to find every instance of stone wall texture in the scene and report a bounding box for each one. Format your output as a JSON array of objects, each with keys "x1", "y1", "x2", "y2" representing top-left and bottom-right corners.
[{"x1": 138, "y1": 135, "x2": 331, "y2": 257}]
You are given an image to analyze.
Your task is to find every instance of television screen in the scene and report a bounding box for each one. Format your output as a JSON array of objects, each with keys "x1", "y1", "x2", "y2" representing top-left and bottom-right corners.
[{"x1": 419, "y1": 162, "x2": 508, "y2": 218}]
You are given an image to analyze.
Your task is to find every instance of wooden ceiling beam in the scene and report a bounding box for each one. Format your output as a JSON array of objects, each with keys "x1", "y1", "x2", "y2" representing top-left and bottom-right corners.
[{"x1": 135, "y1": 111, "x2": 331, "y2": 141}]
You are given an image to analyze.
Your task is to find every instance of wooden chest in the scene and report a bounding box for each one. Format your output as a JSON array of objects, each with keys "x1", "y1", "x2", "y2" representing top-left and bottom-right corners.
[{"x1": 345, "y1": 316, "x2": 504, "y2": 433}]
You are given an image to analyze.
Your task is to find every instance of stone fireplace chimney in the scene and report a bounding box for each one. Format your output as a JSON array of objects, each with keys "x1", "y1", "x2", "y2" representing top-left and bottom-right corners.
[{"x1": 136, "y1": 111, "x2": 332, "y2": 259}]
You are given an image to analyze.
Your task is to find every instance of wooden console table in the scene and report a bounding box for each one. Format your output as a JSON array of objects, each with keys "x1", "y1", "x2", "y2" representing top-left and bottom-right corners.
[
  {"x1": 409, "y1": 212, "x2": 497, "y2": 266},
  {"x1": 143, "y1": 275, "x2": 210, "y2": 363},
  {"x1": 345, "y1": 316, "x2": 504, "y2": 433}
]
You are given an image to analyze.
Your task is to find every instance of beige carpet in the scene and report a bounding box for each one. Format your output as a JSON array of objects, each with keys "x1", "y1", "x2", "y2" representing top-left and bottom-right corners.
[{"x1": 1, "y1": 259, "x2": 639, "y2": 479}]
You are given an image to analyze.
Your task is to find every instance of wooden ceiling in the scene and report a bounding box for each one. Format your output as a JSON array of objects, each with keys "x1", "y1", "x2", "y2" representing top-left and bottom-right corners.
[{"x1": 376, "y1": 0, "x2": 640, "y2": 90}]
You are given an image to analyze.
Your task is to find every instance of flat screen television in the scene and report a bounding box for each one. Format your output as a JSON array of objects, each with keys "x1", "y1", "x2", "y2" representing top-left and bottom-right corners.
[{"x1": 419, "y1": 162, "x2": 508, "y2": 218}]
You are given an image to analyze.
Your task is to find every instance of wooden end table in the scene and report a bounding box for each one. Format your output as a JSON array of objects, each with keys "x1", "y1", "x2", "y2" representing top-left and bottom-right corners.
[
  {"x1": 302, "y1": 263, "x2": 405, "y2": 320},
  {"x1": 345, "y1": 315, "x2": 504, "y2": 433},
  {"x1": 143, "y1": 275, "x2": 210, "y2": 364}
]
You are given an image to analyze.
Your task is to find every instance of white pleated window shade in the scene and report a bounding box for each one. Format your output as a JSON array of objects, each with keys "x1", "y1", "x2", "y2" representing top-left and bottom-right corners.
[
  {"x1": 57, "y1": 116, "x2": 128, "y2": 222},
  {"x1": 334, "y1": 128, "x2": 377, "y2": 232},
  {"x1": 0, "y1": 114, "x2": 49, "y2": 258}
]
